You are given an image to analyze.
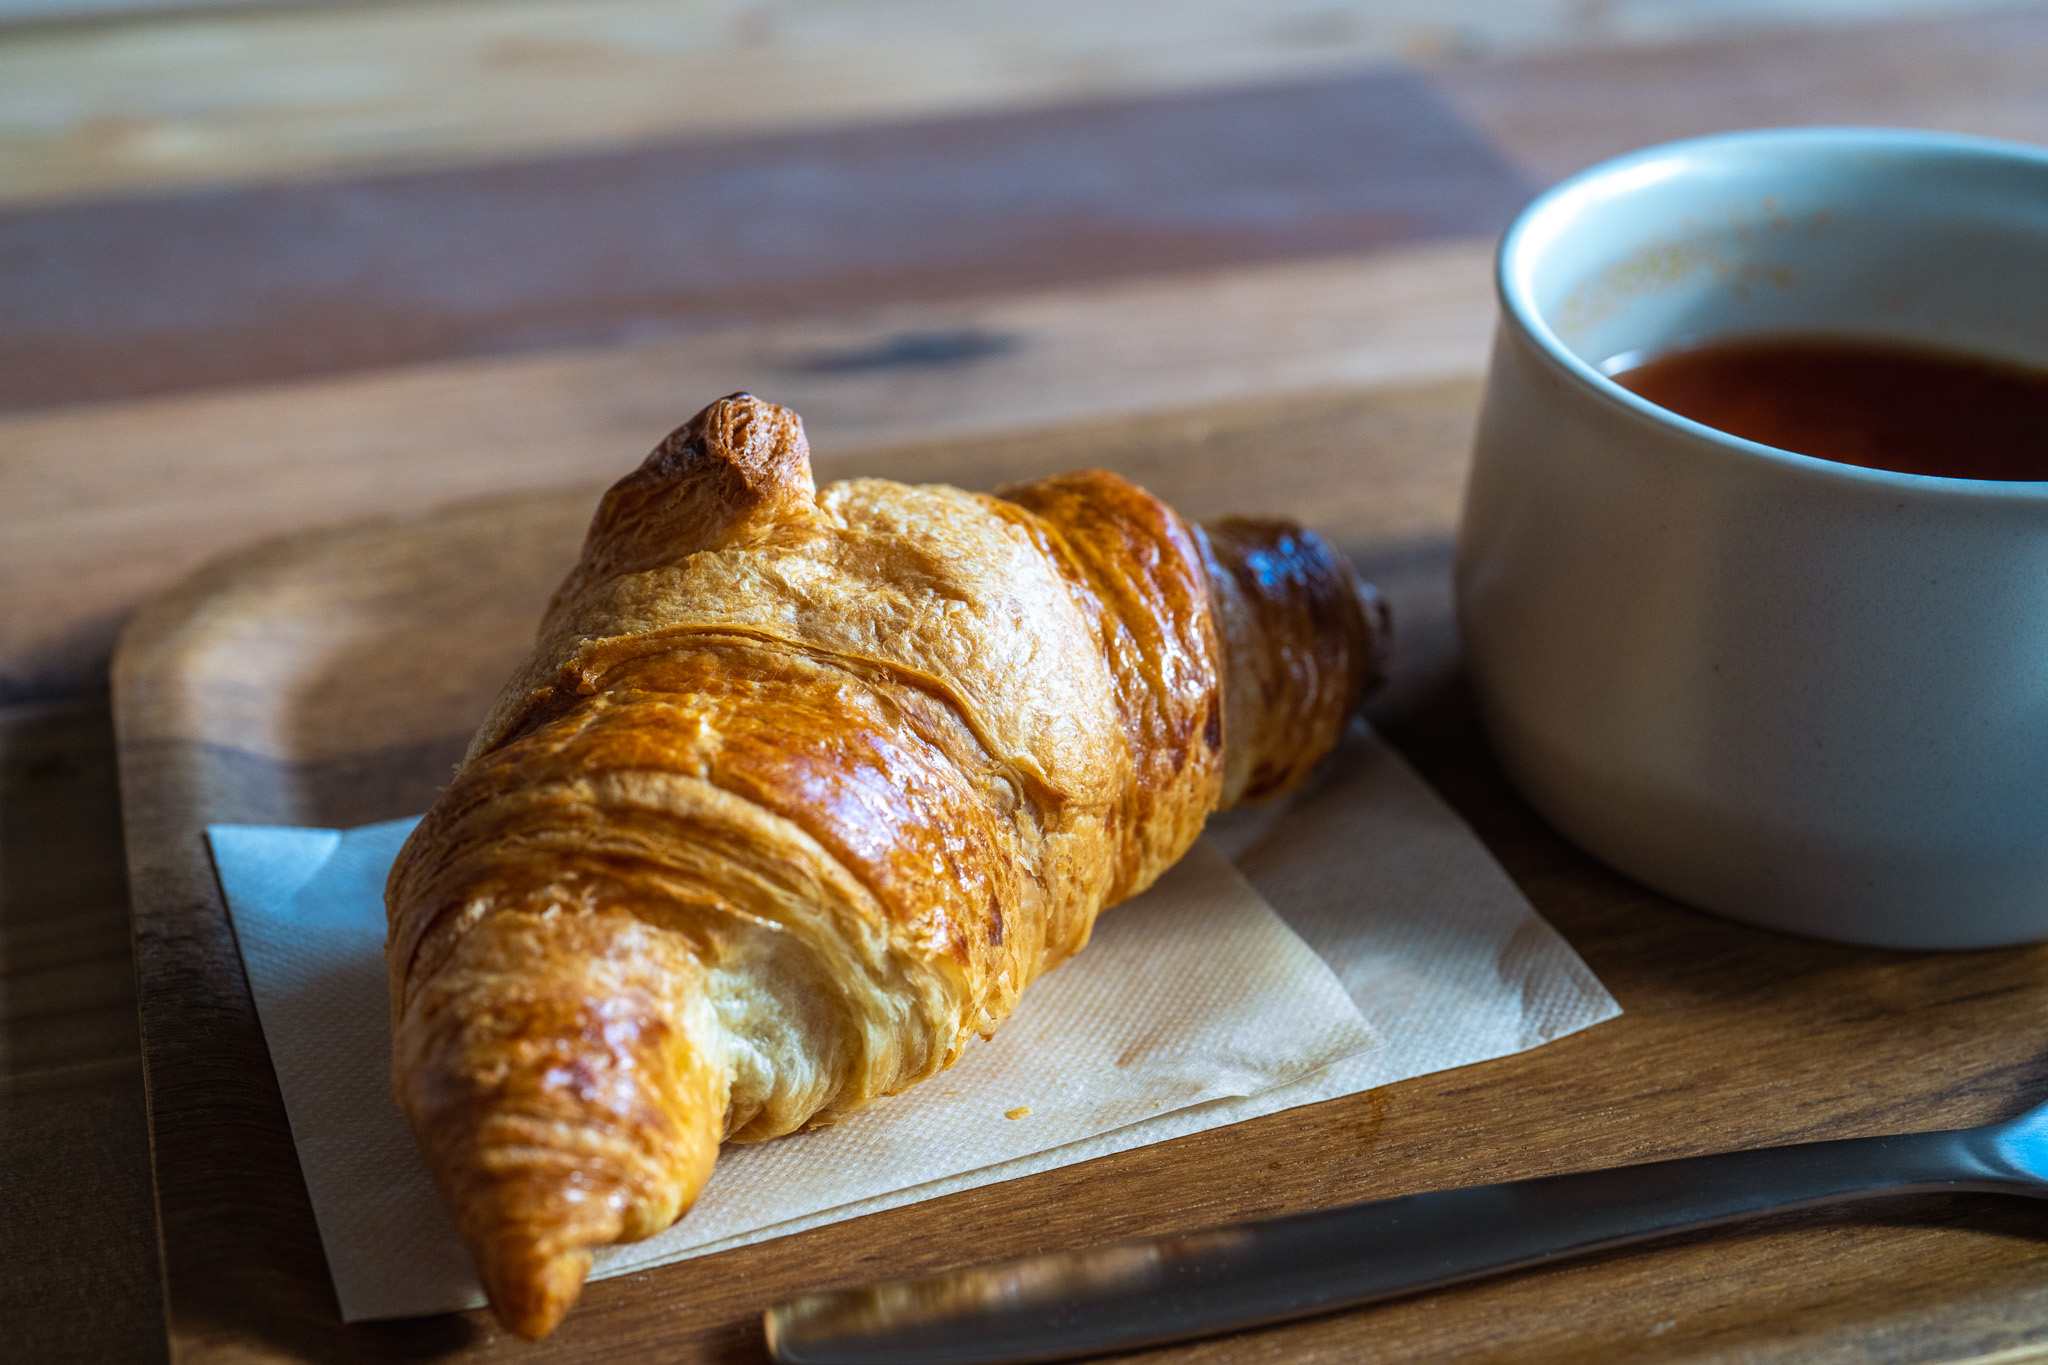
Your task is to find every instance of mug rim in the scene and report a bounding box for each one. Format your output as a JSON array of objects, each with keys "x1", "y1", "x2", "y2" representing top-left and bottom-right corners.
[{"x1": 1496, "y1": 125, "x2": 2048, "y2": 503}]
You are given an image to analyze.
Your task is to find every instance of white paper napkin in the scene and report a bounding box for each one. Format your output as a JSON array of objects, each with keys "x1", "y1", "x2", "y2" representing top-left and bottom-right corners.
[{"x1": 207, "y1": 727, "x2": 1618, "y2": 1322}]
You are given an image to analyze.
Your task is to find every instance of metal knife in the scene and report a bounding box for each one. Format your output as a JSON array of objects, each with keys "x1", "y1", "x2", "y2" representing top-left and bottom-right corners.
[{"x1": 763, "y1": 1105, "x2": 2048, "y2": 1364}]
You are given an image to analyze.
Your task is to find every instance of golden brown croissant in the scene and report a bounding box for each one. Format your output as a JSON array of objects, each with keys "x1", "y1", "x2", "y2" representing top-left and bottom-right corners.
[{"x1": 385, "y1": 394, "x2": 1387, "y2": 1337}]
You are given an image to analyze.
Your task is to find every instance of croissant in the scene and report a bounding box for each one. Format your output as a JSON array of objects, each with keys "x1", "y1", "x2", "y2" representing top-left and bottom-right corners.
[{"x1": 385, "y1": 394, "x2": 1387, "y2": 1337}]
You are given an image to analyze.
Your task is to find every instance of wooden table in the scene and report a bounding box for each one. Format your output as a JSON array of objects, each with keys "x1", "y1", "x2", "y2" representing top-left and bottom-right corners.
[{"x1": 10, "y1": 3, "x2": 2048, "y2": 1361}]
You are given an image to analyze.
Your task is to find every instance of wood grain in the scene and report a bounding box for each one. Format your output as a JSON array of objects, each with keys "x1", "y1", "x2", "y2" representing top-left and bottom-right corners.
[
  {"x1": 0, "y1": 65, "x2": 1526, "y2": 412},
  {"x1": 0, "y1": 0, "x2": 1453, "y2": 207},
  {"x1": 0, "y1": 238, "x2": 1496, "y2": 705},
  {"x1": 36, "y1": 2, "x2": 2048, "y2": 422},
  {"x1": 116, "y1": 378, "x2": 2048, "y2": 1364},
  {"x1": 1437, "y1": 4, "x2": 2048, "y2": 185},
  {"x1": 0, "y1": 0, "x2": 1889, "y2": 209},
  {"x1": 2, "y1": 0, "x2": 2010, "y2": 208}
]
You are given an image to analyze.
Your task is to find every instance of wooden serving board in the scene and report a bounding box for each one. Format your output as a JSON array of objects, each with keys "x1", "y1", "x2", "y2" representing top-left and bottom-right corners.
[{"x1": 116, "y1": 379, "x2": 2048, "y2": 1365}]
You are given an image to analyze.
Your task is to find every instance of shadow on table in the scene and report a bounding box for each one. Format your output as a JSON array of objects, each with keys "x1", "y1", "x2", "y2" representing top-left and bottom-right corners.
[{"x1": 0, "y1": 698, "x2": 168, "y2": 1363}]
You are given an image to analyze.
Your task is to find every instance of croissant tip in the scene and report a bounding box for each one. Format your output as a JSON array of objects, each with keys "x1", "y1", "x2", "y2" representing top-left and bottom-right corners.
[{"x1": 484, "y1": 1244, "x2": 594, "y2": 1341}]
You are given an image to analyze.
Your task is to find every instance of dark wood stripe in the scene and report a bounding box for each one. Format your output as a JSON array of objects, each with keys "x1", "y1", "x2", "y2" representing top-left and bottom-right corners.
[{"x1": 0, "y1": 67, "x2": 1528, "y2": 412}]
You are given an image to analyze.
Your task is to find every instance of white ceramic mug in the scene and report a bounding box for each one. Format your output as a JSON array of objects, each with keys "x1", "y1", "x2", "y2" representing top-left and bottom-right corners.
[{"x1": 1458, "y1": 127, "x2": 2048, "y2": 949}]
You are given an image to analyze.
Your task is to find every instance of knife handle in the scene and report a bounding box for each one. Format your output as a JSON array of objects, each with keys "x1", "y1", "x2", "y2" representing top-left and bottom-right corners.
[{"x1": 765, "y1": 1125, "x2": 2025, "y2": 1365}]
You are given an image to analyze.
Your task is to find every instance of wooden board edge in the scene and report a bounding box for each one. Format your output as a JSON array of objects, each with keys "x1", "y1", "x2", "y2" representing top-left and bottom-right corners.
[{"x1": 110, "y1": 532, "x2": 466, "y2": 1360}]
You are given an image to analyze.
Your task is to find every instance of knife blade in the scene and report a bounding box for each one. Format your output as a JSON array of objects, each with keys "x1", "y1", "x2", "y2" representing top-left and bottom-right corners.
[{"x1": 762, "y1": 1121, "x2": 2024, "y2": 1364}]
